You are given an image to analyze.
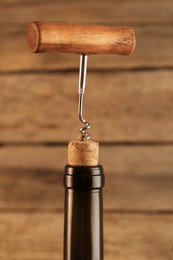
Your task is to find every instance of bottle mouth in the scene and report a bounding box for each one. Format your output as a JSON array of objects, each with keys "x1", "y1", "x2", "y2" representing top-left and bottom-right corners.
[{"x1": 64, "y1": 165, "x2": 105, "y2": 190}]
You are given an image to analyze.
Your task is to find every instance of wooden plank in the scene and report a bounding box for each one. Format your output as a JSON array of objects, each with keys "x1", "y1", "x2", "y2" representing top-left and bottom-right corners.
[
  {"x1": 0, "y1": 212, "x2": 173, "y2": 259},
  {"x1": 0, "y1": 70, "x2": 173, "y2": 142},
  {"x1": 1, "y1": 25, "x2": 173, "y2": 71},
  {"x1": 104, "y1": 213, "x2": 173, "y2": 260},
  {"x1": 0, "y1": 0, "x2": 173, "y2": 24},
  {"x1": 0, "y1": 146, "x2": 173, "y2": 211},
  {"x1": 0, "y1": 213, "x2": 63, "y2": 260}
]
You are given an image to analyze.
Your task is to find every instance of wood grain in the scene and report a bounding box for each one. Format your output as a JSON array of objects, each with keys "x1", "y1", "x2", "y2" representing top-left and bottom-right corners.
[
  {"x1": 1, "y1": 25, "x2": 173, "y2": 71},
  {"x1": 27, "y1": 22, "x2": 135, "y2": 55},
  {"x1": 0, "y1": 146, "x2": 173, "y2": 211},
  {"x1": 0, "y1": 0, "x2": 173, "y2": 24},
  {"x1": 0, "y1": 212, "x2": 173, "y2": 260},
  {"x1": 0, "y1": 213, "x2": 62, "y2": 260},
  {"x1": 0, "y1": 70, "x2": 173, "y2": 142}
]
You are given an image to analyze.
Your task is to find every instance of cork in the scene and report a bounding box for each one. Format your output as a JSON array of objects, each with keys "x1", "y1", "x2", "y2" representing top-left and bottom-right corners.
[{"x1": 68, "y1": 140, "x2": 99, "y2": 166}]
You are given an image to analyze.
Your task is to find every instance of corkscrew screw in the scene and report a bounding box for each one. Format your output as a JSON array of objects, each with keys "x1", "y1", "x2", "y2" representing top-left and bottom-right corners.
[{"x1": 78, "y1": 54, "x2": 91, "y2": 141}]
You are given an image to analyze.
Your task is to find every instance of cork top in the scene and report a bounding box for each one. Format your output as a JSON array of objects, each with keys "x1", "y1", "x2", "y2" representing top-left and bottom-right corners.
[{"x1": 68, "y1": 140, "x2": 99, "y2": 166}]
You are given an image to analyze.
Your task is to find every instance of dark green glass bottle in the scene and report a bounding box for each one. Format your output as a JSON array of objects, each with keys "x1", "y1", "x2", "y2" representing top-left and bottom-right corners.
[{"x1": 64, "y1": 165, "x2": 105, "y2": 260}]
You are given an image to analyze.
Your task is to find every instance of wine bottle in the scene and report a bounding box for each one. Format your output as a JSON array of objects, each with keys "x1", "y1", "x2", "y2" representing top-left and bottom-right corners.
[{"x1": 64, "y1": 165, "x2": 105, "y2": 260}]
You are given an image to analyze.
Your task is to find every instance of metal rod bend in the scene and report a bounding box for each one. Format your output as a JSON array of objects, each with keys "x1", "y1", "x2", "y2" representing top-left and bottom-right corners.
[{"x1": 78, "y1": 54, "x2": 91, "y2": 141}]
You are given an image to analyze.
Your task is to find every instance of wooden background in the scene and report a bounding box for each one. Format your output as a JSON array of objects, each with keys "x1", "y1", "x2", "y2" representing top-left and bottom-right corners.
[{"x1": 1, "y1": 0, "x2": 173, "y2": 259}]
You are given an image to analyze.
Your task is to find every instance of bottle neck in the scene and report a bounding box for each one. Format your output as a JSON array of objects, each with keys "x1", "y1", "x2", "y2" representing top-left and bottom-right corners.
[{"x1": 63, "y1": 165, "x2": 105, "y2": 260}]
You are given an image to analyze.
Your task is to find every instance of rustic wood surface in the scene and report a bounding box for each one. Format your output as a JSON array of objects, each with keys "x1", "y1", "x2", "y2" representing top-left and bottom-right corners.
[
  {"x1": 0, "y1": 0, "x2": 173, "y2": 259},
  {"x1": 2, "y1": 167, "x2": 173, "y2": 212},
  {"x1": 0, "y1": 146, "x2": 173, "y2": 211},
  {"x1": 0, "y1": 70, "x2": 172, "y2": 142},
  {"x1": 0, "y1": 0, "x2": 173, "y2": 24},
  {"x1": 0, "y1": 213, "x2": 173, "y2": 260},
  {"x1": 1, "y1": 25, "x2": 173, "y2": 72}
]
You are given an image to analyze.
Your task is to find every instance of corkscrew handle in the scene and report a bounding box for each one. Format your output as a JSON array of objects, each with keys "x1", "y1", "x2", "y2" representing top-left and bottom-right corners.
[{"x1": 27, "y1": 22, "x2": 136, "y2": 55}]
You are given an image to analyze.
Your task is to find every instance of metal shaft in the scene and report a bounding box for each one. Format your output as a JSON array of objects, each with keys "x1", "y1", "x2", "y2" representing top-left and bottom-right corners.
[
  {"x1": 78, "y1": 54, "x2": 88, "y2": 123},
  {"x1": 78, "y1": 54, "x2": 91, "y2": 141}
]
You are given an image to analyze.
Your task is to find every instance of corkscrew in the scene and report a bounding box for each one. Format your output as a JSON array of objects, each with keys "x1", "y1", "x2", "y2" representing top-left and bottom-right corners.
[
  {"x1": 27, "y1": 22, "x2": 135, "y2": 142},
  {"x1": 78, "y1": 54, "x2": 91, "y2": 141}
]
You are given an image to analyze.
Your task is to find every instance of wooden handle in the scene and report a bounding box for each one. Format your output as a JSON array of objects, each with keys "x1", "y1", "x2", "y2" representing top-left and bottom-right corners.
[{"x1": 27, "y1": 22, "x2": 136, "y2": 55}]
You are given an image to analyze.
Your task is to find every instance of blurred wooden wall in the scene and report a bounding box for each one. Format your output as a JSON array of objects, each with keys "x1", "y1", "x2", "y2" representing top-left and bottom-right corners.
[{"x1": 0, "y1": 0, "x2": 173, "y2": 259}]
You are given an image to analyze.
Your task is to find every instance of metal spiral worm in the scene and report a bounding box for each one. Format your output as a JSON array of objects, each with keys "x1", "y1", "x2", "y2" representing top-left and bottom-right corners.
[
  {"x1": 79, "y1": 120, "x2": 91, "y2": 141},
  {"x1": 78, "y1": 93, "x2": 91, "y2": 141},
  {"x1": 78, "y1": 54, "x2": 91, "y2": 141}
]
